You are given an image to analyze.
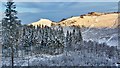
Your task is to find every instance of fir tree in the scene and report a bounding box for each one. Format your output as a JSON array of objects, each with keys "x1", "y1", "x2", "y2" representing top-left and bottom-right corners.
[{"x1": 2, "y1": 0, "x2": 21, "y2": 67}]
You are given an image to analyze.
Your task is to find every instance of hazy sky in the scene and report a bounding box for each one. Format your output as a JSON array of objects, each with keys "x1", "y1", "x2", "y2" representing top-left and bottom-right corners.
[{"x1": 0, "y1": 2, "x2": 119, "y2": 24}]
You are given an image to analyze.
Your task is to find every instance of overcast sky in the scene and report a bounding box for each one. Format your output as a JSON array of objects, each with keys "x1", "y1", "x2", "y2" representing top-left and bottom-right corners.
[{"x1": 0, "y1": 2, "x2": 119, "y2": 24}]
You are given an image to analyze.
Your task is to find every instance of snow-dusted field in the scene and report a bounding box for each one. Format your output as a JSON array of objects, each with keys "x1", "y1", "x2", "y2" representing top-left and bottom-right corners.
[
  {"x1": 81, "y1": 28, "x2": 119, "y2": 46},
  {"x1": 2, "y1": 50, "x2": 119, "y2": 66}
]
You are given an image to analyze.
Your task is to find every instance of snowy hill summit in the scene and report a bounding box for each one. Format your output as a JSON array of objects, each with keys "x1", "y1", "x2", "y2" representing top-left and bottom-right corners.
[
  {"x1": 30, "y1": 18, "x2": 55, "y2": 27},
  {"x1": 30, "y1": 12, "x2": 120, "y2": 28}
]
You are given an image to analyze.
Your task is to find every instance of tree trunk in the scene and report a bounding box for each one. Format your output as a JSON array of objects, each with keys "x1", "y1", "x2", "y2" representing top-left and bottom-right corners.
[{"x1": 11, "y1": 46, "x2": 14, "y2": 68}]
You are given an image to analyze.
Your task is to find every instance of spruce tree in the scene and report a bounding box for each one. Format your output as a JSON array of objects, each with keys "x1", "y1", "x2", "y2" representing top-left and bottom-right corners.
[{"x1": 2, "y1": 0, "x2": 21, "y2": 67}]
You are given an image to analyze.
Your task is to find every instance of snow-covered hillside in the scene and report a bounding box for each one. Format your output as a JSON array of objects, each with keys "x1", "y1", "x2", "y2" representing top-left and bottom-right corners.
[
  {"x1": 30, "y1": 19, "x2": 55, "y2": 27},
  {"x1": 2, "y1": 23, "x2": 120, "y2": 66},
  {"x1": 59, "y1": 26, "x2": 119, "y2": 47},
  {"x1": 81, "y1": 28, "x2": 119, "y2": 46}
]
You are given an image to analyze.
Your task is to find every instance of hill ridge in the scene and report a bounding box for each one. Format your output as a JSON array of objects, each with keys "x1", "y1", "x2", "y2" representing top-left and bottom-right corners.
[{"x1": 30, "y1": 12, "x2": 120, "y2": 28}]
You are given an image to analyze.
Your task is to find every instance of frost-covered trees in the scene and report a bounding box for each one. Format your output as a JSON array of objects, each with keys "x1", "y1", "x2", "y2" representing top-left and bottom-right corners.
[
  {"x1": 2, "y1": 0, "x2": 21, "y2": 66},
  {"x1": 3, "y1": 1, "x2": 119, "y2": 66},
  {"x1": 65, "y1": 26, "x2": 83, "y2": 51},
  {"x1": 18, "y1": 25, "x2": 66, "y2": 55}
]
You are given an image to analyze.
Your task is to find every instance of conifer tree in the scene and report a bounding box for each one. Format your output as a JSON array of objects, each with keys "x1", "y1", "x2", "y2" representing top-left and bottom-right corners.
[{"x1": 2, "y1": 0, "x2": 21, "y2": 67}]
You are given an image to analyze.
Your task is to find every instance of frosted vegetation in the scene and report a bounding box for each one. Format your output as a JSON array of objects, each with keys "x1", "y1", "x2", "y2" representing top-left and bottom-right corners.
[
  {"x1": 2, "y1": 25, "x2": 120, "y2": 66},
  {"x1": 1, "y1": 0, "x2": 120, "y2": 66}
]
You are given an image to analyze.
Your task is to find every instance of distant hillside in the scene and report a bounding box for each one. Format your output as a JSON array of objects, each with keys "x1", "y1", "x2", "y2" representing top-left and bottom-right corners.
[
  {"x1": 30, "y1": 12, "x2": 120, "y2": 28},
  {"x1": 29, "y1": 18, "x2": 55, "y2": 27}
]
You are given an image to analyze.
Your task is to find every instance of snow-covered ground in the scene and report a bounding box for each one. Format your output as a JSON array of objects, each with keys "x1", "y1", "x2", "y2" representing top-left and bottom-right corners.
[
  {"x1": 62, "y1": 27, "x2": 119, "y2": 46},
  {"x1": 2, "y1": 50, "x2": 119, "y2": 66},
  {"x1": 81, "y1": 28, "x2": 119, "y2": 46}
]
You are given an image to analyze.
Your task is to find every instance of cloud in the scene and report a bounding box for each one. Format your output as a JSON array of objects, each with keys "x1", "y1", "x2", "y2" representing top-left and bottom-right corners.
[
  {"x1": 1, "y1": 2, "x2": 118, "y2": 24},
  {"x1": 15, "y1": 2, "x2": 77, "y2": 13}
]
